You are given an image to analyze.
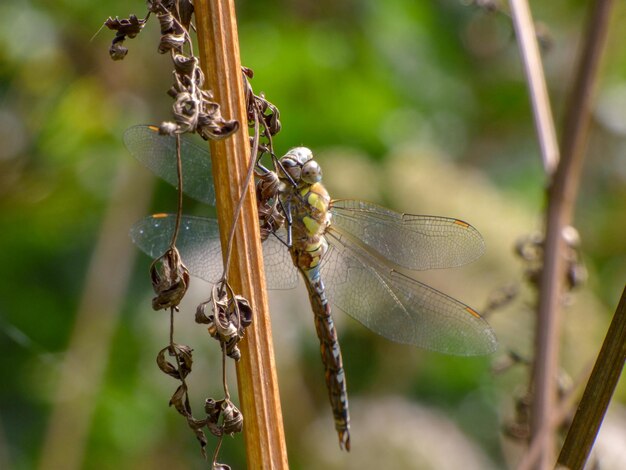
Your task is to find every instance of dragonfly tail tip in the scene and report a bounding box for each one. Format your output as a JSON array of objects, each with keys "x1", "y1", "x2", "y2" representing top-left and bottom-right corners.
[{"x1": 338, "y1": 430, "x2": 351, "y2": 452}]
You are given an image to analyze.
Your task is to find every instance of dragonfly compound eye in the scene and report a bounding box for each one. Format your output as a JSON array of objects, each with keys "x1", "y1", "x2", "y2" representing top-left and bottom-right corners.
[
  {"x1": 285, "y1": 147, "x2": 313, "y2": 165},
  {"x1": 280, "y1": 157, "x2": 302, "y2": 182},
  {"x1": 301, "y1": 160, "x2": 322, "y2": 184}
]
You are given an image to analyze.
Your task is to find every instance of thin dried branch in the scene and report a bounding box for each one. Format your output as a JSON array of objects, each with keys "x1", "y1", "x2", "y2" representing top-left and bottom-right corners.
[
  {"x1": 557, "y1": 285, "x2": 626, "y2": 468},
  {"x1": 509, "y1": 0, "x2": 559, "y2": 176},
  {"x1": 512, "y1": 0, "x2": 615, "y2": 467},
  {"x1": 516, "y1": 361, "x2": 594, "y2": 470}
]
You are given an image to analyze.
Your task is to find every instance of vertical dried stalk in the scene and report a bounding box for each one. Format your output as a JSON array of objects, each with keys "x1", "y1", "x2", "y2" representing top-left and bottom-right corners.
[
  {"x1": 533, "y1": 0, "x2": 613, "y2": 466},
  {"x1": 508, "y1": 2, "x2": 561, "y2": 463},
  {"x1": 193, "y1": 1, "x2": 289, "y2": 468},
  {"x1": 509, "y1": 0, "x2": 560, "y2": 176},
  {"x1": 509, "y1": 0, "x2": 615, "y2": 468},
  {"x1": 557, "y1": 285, "x2": 626, "y2": 469}
]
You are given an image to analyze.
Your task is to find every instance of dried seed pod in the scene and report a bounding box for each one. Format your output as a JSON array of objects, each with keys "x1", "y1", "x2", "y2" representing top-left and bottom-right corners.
[
  {"x1": 150, "y1": 247, "x2": 190, "y2": 310},
  {"x1": 176, "y1": 0, "x2": 194, "y2": 31},
  {"x1": 234, "y1": 295, "x2": 253, "y2": 328},
  {"x1": 224, "y1": 338, "x2": 241, "y2": 361},
  {"x1": 214, "y1": 309, "x2": 238, "y2": 341},
  {"x1": 195, "y1": 300, "x2": 212, "y2": 324},
  {"x1": 213, "y1": 464, "x2": 231, "y2": 470},
  {"x1": 256, "y1": 171, "x2": 284, "y2": 240},
  {"x1": 172, "y1": 53, "x2": 197, "y2": 76},
  {"x1": 109, "y1": 40, "x2": 129, "y2": 61},
  {"x1": 221, "y1": 400, "x2": 244, "y2": 435},
  {"x1": 196, "y1": 116, "x2": 239, "y2": 141},
  {"x1": 204, "y1": 398, "x2": 221, "y2": 419},
  {"x1": 104, "y1": 15, "x2": 146, "y2": 38},
  {"x1": 104, "y1": 15, "x2": 147, "y2": 60},
  {"x1": 156, "y1": 10, "x2": 185, "y2": 54},
  {"x1": 204, "y1": 398, "x2": 225, "y2": 437},
  {"x1": 169, "y1": 383, "x2": 191, "y2": 415}
]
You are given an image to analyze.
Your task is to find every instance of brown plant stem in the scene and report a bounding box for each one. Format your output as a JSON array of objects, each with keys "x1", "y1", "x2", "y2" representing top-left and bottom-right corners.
[
  {"x1": 509, "y1": 0, "x2": 560, "y2": 176},
  {"x1": 557, "y1": 285, "x2": 626, "y2": 469},
  {"x1": 193, "y1": 1, "x2": 289, "y2": 468},
  {"x1": 508, "y1": 2, "x2": 560, "y2": 463},
  {"x1": 511, "y1": 0, "x2": 614, "y2": 467},
  {"x1": 516, "y1": 361, "x2": 593, "y2": 470}
]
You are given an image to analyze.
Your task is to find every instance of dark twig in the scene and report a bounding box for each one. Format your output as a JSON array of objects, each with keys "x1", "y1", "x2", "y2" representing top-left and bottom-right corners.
[
  {"x1": 517, "y1": 360, "x2": 594, "y2": 470},
  {"x1": 516, "y1": 0, "x2": 614, "y2": 467},
  {"x1": 557, "y1": 285, "x2": 626, "y2": 469},
  {"x1": 507, "y1": 2, "x2": 562, "y2": 461}
]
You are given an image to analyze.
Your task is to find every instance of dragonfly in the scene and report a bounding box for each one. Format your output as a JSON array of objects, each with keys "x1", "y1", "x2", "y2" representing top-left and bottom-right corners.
[{"x1": 125, "y1": 125, "x2": 497, "y2": 451}]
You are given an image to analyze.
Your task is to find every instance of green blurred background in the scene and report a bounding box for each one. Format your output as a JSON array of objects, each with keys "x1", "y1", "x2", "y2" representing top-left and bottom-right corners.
[{"x1": 1, "y1": 1, "x2": 625, "y2": 469}]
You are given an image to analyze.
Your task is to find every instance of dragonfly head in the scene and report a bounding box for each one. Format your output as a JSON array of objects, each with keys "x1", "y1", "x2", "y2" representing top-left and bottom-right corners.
[{"x1": 280, "y1": 147, "x2": 322, "y2": 185}]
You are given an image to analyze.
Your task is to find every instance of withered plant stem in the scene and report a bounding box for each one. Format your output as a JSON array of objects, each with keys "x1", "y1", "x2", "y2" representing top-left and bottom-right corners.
[
  {"x1": 509, "y1": 0, "x2": 615, "y2": 468},
  {"x1": 509, "y1": 0, "x2": 559, "y2": 176},
  {"x1": 193, "y1": 1, "x2": 289, "y2": 468},
  {"x1": 557, "y1": 285, "x2": 626, "y2": 469}
]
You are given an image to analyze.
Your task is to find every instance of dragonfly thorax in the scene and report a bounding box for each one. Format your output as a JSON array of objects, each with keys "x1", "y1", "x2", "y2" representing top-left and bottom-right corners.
[{"x1": 280, "y1": 147, "x2": 322, "y2": 186}]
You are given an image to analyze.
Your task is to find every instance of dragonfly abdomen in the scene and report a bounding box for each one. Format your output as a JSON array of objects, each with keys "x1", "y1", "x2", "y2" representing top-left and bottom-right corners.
[{"x1": 302, "y1": 269, "x2": 351, "y2": 451}]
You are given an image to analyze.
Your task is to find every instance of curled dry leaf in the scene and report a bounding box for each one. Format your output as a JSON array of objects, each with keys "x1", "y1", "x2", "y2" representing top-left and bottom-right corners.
[
  {"x1": 243, "y1": 68, "x2": 281, "y2": 136},
  {"x1": 106, "y1": 1, "x2": 238, "y2": 141},
  {"x1": 169, "y1": 383, "x2": 191, "y2": 415},
  {"x1": 176, "y1": 0, "x2": 194, "y2": 31},
  {"x1": 172, "y1": 53, "x2": 197, "y2": 76},
  {"x1": 213, "y1": 464, "x2": 232, "y2": 470},
  {"x1": 221, "y1": 400, "x2": 244, "y2": 435},
  {"x1": 104, "y1": 15, "x2": 147, "y2": 60},
  {"x1": 196, "y1": 284, "x2": 253, "y2": 360},
  {"x1": 256, "y1": 171, "x2": 284, "y2": 241},
  {"x1": 204, "y1": 398, "x2": 224, "y2": 437},
  {"x1": 224, "y1": 338, "x2": 241, "y2": 362},
  {"x1": 156, "y1": 8, "x2": 186, "y2": 54},
  {"x1": 195, "y1": 300, "x2": 212, "y2": 324},
  {"x1": 234, "y1": 295, "x2": 253, "y2": 328},
  {"x1": 104, "y1": 15, "x2": 146, "y2": 38},
  {"x1": 150, "y1": 247, "x2": 190, "y2": 310},
  {"x1": 203, "y1": 398, "x2": 243, "y2": 437},
  {"x1": 156, "y1": 343, "x2": 193, "y2": 380}
]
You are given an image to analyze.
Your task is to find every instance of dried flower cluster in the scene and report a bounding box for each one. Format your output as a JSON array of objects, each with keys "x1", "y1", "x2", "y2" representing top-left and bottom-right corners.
[
  {"x1": 197, "y1": 285, "x2": 253, "y2": 361},
  {"x1": 105, "y1": 0, "x2": 238, "y2": 140},
  {"x1": 150, "y1": 247, "x2": 190, "y2": 310},
  {"x1": 103, "y1": 1, "x2": 282, "y2": 467}
]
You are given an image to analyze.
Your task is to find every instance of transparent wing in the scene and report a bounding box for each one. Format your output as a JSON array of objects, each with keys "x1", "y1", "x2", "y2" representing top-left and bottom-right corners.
[
  {"x1": 330, "y1": 199, "x2": 485, "y2": 271},
  {"x1": 130, "y1": 214, "x2": 299, "y2": 289},
  {"x1": 257, "y1": 227, "x2": 300, "y2": 290},
  {"x1": 321, "y1": 226, "x2": 497, "y2": 355},
  {"x1": 131, "y1": 214, "x2": 223, "y2": 282},
  {"x1": 124, "y1": 125, "x2": 215, "y2": 206}
]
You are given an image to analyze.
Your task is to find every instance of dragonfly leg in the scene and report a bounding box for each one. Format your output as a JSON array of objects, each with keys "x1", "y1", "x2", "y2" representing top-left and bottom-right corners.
[
  {"x1": 273, "y1": 154, "x2": 299, "y2": 189},
  {"x1": 281, "y1": 198, "x2": 293, "y2": 248},
  {"x1": 255, "y1": 160, "x2": 272, "y2": 175}
]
